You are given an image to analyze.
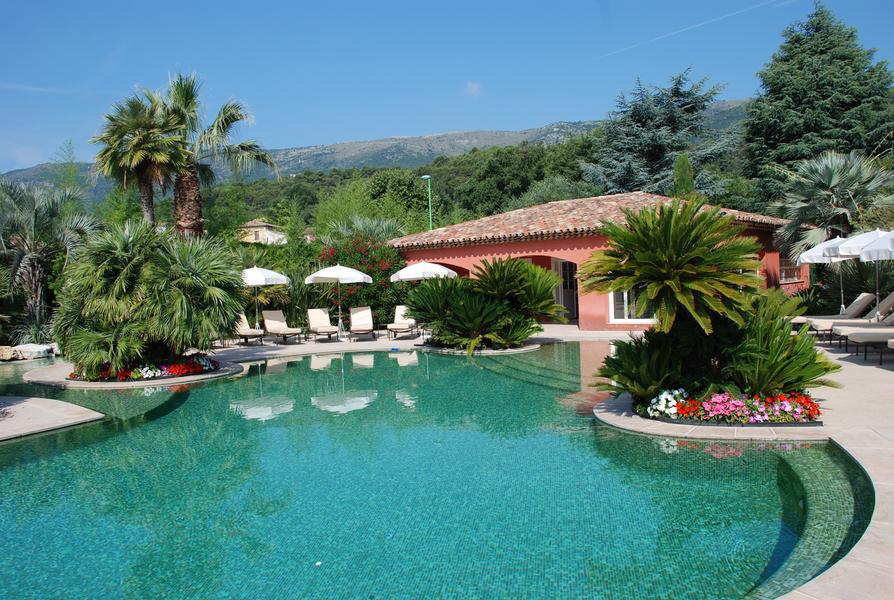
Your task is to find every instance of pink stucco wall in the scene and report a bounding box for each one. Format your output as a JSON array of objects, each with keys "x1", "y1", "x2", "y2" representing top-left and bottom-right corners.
[{"x1": 398, "y1": 227, "x2": 808, "y2": 331}]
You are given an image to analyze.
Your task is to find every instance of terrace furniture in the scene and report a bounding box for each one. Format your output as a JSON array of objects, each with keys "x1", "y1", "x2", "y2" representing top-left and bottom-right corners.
[
  {"x1": 830, "y1": 312, "x2": 894, "y2": 350},
  {"x1": 349, "y1": 306, "x2": 376, "y2": 341},
  {"x1": 792, "y1": 292, "x2": 876, "y2": 327},
  {"x1": 262, "y1": 310, "x2": 304, "y2": 343},
  {"x1": 846, "y1": 330, "x2": 894, "y2": 364},
  {"x1": 307, "y1": 308, "x2": 339, "y2": 341},
  {"x1": 386, "y1": 305, "x2": 417, "y2": 339},
  {"x1": 236, "y1": 313, "x2": 265, "y2": 345}
]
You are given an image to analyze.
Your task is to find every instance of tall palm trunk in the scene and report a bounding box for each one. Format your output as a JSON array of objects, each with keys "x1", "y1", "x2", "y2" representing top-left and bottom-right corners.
[
  {"x1": 138, "y1": 176, "x2": 155, "y2": 225},
  {"x1": 23, "y1": 263, "x2": 46, "y2": 326},
  {"x1": 174, "y1": 165, "x2": 205, "y2": 236}
]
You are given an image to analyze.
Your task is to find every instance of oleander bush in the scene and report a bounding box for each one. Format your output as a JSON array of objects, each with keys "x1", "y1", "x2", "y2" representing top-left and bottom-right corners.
[{"x1": 52, "y1": 221, "x2": 244, "y2": 379}]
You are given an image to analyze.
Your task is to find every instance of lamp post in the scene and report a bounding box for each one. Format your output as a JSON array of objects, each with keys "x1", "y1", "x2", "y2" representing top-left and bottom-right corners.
[{"x1": 421, "y1": 174, "x2": 433, "y2": 230}]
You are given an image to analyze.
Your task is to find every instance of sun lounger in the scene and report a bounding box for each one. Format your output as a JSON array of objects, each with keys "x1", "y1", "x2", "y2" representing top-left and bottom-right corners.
[
  {"x1": 236, "y1": 313, "x2": 264, "y2": 344},
  {"x1": 846, "y1": 330, "x2": 894, "y2": 364},
  {"x1": 793, "y1": 292, "x2": 876, "y2": 325},
  {"x1": 831, "y1": 313, "x2": 894, "y2": 350},
  {"x1": 262, "y1": 310, "x2": 304, "y2": 343},
  {"x1": 307, "y1": 308, "x2": 339, "y2": 340},
  {"x1": 386, "y1": 305, "x2": 417, "y2": 339},
  {"x1": 349, "y1": 306, "x2": 376, "y2": 341}
]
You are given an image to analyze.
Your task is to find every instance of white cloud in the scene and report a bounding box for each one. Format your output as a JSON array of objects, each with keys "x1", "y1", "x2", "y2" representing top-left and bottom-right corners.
[{"x1": 464, "y1": 81, "x2": 482, "y2": 97}]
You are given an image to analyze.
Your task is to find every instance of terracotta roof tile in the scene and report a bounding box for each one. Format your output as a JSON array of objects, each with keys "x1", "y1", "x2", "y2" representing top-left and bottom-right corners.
[
  {"x1": 389, "y1": 192, "x2": 789, "y2": 250},
  {"x1": 241, "y1": 219, "x2": 279, "y2": 229}
]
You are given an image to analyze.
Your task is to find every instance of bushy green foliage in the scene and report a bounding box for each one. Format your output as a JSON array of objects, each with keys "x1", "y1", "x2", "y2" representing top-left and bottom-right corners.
[
  {"x1": 318, "y1": 236, "x2": 407, "y2": 325},
  {"x1": 52, "y1": 222, "x2": 244, "y2": 377},
  {"x1": 596, "y1": 331, "x2": 683, "y2": 402},
  {"x1": 406, "y1": 258, "x2": 565, "y2": 354},
  {"x1": 724, "y1": 290, "x2": 840, "y2": 395},
  {"x1": 503, "y1": 176, "x2": 602, "y2": 211},
  {"x1": 581, "y1": 70, "x2": 720, "y2": 195},
  {"x1": 743, "y1": 4, "x2": 894, "y2": 207},
  {"x1": 579, "y1": 199, "x2": 762, "y2": 334}
]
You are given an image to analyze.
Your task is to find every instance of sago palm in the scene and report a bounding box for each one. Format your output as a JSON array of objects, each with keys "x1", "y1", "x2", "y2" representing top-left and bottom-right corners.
[
  {"x1": 773, "y1": 151, "x2": 894, "y2": 259},
  {"x1": 166, "y1": 74, "x2": 277, "y2": 235},
  {"x1": 579, "y1": 199, "x2": 762, "y2": 334},
  {"x1": 0, "y1": 179, "x2": 98, "y2": 339},
  {"x1": 92, "y1": 92, "x2": 186, "y2": 225}
]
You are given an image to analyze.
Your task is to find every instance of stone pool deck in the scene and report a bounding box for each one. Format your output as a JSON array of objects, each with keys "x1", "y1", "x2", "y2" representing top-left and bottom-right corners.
[{"x1": 593, "y1": 345, "x2": 894, "y2": 600}]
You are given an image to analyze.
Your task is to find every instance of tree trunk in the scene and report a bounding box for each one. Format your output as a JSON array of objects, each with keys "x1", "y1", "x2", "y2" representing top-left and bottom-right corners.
[
  {"x1": 24, "y1": 263, "x2": 46, "y2": 326},
  {"x1": 175, "y1": 165, "x2": 205, "y2": 236},
  {"x1": 138, "y1": 177, "x2": 155, "y2": 225}
]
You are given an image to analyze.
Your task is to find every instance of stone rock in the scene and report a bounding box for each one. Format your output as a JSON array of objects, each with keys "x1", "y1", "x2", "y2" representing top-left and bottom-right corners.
[
  {"x1": 0, "y1": 346, "x2": 13, "y2": 361},
  {"x1": 12, "y1": 344, "x2": 52, "y2": 360}
]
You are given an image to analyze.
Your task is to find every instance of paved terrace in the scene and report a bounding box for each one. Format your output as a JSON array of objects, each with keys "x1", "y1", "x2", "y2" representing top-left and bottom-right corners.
[{"x1": 1, "y1": 324, "x2": 891, "y2": 598}]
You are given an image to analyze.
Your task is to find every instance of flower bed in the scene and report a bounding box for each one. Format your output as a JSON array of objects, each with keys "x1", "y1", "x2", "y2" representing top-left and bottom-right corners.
[
  {"x1": 68, "y1": 355, "x2": 219, "y2": 382},
  {"x1": 641, "y1": 389, "x2": 821, "y2": 425}
]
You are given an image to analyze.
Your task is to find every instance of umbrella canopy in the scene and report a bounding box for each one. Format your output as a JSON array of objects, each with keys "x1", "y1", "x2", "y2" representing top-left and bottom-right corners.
[
  {"x1": 304, "y1": 265, "x2": 372, "y2": 339},
  {"x1": 304, "y1": 265, "x2": 372, "y2": 284},
  {"x1": 830, "y1": 229, "x2": 892, "y2": 320},
  {"x1": 241, "y1": 267, "x2": 290, "y2": 328},
  {"x1": 242, "y1": 266, "x2": 290, "y2": 287},
  {"x1": 860, "y1": 231, "x2": 894, "y2": 262},
  {"x1": 798, "y1": 236, "x2": 852, "y2": 313},
  {"x1": 829, "y1": 229, "x2": 889, "y2": 258},
  {"x1": 390, "y1": 261, "x2": 457, "y2": 282}
]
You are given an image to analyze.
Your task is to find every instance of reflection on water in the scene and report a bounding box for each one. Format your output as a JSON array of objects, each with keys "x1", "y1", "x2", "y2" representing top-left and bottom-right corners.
[{"x1": 0, "y1": 343, "x2": 873, "y2": 599}]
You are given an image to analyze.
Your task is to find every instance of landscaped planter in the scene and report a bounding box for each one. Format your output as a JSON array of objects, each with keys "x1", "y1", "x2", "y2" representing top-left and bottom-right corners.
[
  {"x1": 67, "y1": 355, "x2": 220, "y2": 383},
  {"x1": 638, "y1": 389, "x2": 823, "y2": 426}
]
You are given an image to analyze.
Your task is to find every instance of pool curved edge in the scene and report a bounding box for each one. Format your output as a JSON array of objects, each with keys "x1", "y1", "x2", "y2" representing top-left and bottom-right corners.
[
  {"x1": 593, "y1": 394, "x2": 890, "y2": 600},
  {"x1": 22, "y1": 361, "x2": 245, "y2": 389}
]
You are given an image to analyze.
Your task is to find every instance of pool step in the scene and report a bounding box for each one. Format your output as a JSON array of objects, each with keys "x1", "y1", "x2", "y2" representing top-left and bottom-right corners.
[
  {"x1": 747, "y1": 446, "x2": 871, "y2": 599},
  {"x1": 473, "y1": 356, "x2": 581, "y2": 394}
]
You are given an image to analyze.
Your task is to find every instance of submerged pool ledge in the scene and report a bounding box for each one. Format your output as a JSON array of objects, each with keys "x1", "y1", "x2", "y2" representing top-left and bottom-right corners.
[{"x1": 0, "y1": 396, "x2": 104, "y2": 441}]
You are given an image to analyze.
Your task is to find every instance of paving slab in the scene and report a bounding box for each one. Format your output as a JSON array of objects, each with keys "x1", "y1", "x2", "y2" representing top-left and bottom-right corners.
[{"x1": 0, "y1": 396, "x2": 104, "y2": 441}]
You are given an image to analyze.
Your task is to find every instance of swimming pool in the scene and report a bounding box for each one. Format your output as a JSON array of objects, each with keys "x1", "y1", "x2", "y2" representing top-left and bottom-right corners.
[{"x1": 0, "y1": 343, "x2": 873, "y2": 599}]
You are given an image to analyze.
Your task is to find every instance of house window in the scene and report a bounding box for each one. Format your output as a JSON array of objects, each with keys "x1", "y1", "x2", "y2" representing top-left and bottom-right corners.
[
  {"x1": 610, "y1": 289, "x2": 656, "y2": 323},
  {"x1": 254, "y1": 230, "x2": 260, "y2": 241},
  {"x1": 779, "y1": 255, "x2": 801, "y2": 283}
]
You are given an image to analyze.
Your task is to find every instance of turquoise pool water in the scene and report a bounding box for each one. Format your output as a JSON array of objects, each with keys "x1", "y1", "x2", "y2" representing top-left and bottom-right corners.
[{"x1": 0, "y1": 343, "x2": 873, "y2": 599}]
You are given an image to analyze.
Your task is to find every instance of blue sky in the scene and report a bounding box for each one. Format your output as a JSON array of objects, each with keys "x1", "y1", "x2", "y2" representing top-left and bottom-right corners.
[{"x1": 2, "y1": 0, "x2": 892, "y2": 172}]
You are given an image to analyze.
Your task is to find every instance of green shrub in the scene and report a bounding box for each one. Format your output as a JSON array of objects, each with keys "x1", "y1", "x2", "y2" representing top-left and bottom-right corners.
[
  {"x1": 596, "y1": 331, "x2": 683, "y2": 403},
  {"x1": 405, "y1": 258, "x2": 565, "y2": 354},
  {"x1": 52, "y1": 221, "x2": 244, "y2": 378},
  {"x1": 724, "y1": 290, "x2": 840, "y2": 395}
]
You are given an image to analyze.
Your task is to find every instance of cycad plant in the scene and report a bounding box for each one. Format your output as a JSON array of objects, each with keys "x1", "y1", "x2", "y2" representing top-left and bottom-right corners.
[
  {"x1": 579, "y1": 199, "x2": 762, "y2": 334},
  {"x1": 92, "y1": 92, "x2": 186, "y2": 225},
  {"x1": 165, "y1": 74, "x2": 277, "y2": 236},
  {"x1": 0, "y1": 180, "x2": 98, "y2": 341},
  {"x1": 773, "y1": 151, "x2": 894, "y2": 259}
]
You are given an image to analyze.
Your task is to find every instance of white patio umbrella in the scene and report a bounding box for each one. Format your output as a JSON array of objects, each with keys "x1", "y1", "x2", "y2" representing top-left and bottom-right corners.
[
  {"x1": 859, "y1": 231, "x2": 894, "y2": 319},
  {"x1": 304, "y1": 265, "x2": 372, "y2": 338},
  {"x1": 242, "y1": 267, "x2": 290, "y2": 329},
  {"x1": 826, "y1": 229, "x2": 891, "y2": 320},
  {"x1": 389, "y1": 261, "x2": 457, "y2": 282},
  {"x1": 797, "y1": 237, "x2": 851, "y2": 313}
]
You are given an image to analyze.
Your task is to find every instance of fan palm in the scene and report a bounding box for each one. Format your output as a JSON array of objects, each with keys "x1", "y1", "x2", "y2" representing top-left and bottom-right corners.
[
  {"x1": 322, "y1": 215, "x2": 406, "y2": 244},
  {"x1": 579, "y1": 199, "x2": 762, "y2": 334},
  {"x1": 773, "y1": 151, "x2": 894, "y2": 259},
  {"x1": 92, "y1": 92, "x2": 186, "y2": 225},
  {"x1": 0, "y1": 180, "x2": 98, "y2": 335},
  {"x1": 165, "y1": 74, "x2": 277, "y2": 236}
]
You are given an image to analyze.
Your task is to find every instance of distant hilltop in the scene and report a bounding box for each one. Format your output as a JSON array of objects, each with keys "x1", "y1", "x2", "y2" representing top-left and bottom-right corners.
[{"x1": 1, "y1": 100, "x2": 747, "y2": 203}]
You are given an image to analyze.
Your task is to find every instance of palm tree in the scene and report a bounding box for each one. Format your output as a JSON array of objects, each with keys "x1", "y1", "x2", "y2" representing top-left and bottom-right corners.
[
  {"x1": 0, "y1": 180, "x2": 98, "y2": 339},
  {"x1": 165, "y1": 74, "x2": 277, "y2": 236},
  {"x1": 579, "y1": 199, "x2": 763, "y2": 334},
  {"x1": 321, "y1": 215, "x2": 406, "y2": 244},
  {"x1": 92, "y1": 92, "x2": 186, "y2": 225},
  {"x1": 773, "y1": 151, "x2": 894, "y2": 259}
]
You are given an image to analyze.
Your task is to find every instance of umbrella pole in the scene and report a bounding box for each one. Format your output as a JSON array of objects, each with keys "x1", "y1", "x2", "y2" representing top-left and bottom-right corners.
[
  {"x1": 255, "y1": 288, "x2": 260, "y2": 330},
  {"x1": 876, "y1": 261, "x2": 881, "y2": 321},
  {"x1": 337, "y1": 281, "x2": 343, "y2": 340},
  {"x1": 839, "y1": 268, "x2": 845, "y2": 314}
]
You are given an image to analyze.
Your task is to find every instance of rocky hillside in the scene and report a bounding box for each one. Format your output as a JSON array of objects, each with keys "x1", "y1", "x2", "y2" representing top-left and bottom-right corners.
[{"x1": 2, "y1": 101, "x2": 748, "y2": 203}]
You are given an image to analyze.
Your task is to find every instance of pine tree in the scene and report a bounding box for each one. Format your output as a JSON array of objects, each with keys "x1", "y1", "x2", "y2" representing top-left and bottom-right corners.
[
  {"x1": 581, "y1": 70, "x2": 720, "y2": 194},
  {"x1": 743, "y1": 4, "x2": 894, "y2": 209}
]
